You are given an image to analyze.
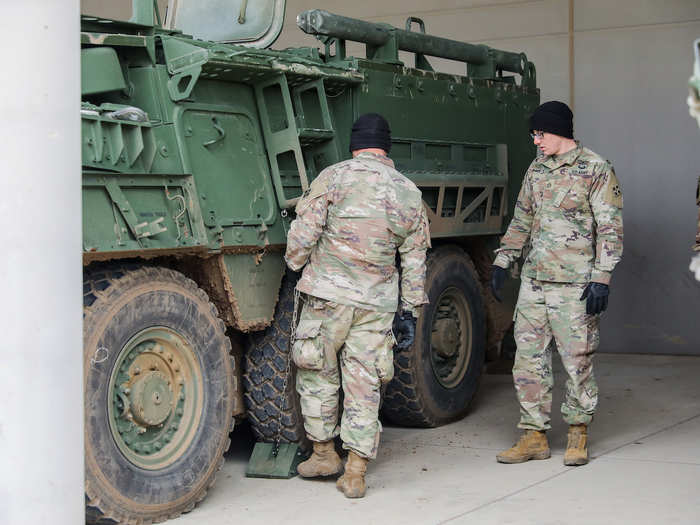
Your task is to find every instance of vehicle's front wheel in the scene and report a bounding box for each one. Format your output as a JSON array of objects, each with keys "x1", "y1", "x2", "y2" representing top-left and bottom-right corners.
[
  {"x1": 83, "y1": 266, "x2": 235, "y2": 525},
  {"x1": 382, "y1": 246, "x2": 486, "y2": 427}
]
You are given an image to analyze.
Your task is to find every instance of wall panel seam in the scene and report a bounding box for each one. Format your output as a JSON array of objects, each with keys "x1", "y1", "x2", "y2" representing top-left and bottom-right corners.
[
  {"x1": 358, "y1": 0, "x2": 549, "y2": 22},
  {"x1": 569, "y1": 0, "x2": 574, "y2": 111},
  {"x1": 575, "y1": 18, "x2": 700, "y2": 34},
  {"x1": 465, "y1": 32, "x2": 569, "y2": 44}
]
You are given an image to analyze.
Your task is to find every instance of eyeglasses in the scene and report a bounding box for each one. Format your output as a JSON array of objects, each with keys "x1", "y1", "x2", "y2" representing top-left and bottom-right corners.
[{"x1": 529, "y1": 131, "x2": 544, "y2": 140}]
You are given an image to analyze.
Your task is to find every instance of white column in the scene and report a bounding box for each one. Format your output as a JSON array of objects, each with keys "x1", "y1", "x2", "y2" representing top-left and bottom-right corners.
[{"x1": 0, "y1": 2, "x2": 83, "y2": 524}]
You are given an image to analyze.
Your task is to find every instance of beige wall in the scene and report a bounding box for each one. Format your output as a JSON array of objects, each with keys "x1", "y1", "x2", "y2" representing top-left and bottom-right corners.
[
  {"x1": 572, "y1": 3, "x2": 700, "y2": 354},
  {"x1": 81, "y1": 0, "x2": 168, "y2": 21}
]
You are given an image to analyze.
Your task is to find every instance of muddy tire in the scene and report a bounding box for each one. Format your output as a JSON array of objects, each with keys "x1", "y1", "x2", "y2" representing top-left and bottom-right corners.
[
  {"x1": 382, "y1": 246, "x2": 486, "y2": 427},
  {"x1": 243, "y1": 270, "x2": 306, "y2": 446},
  {"x1": 83, "y1": 265, "x2": 235, "y2": 525}
]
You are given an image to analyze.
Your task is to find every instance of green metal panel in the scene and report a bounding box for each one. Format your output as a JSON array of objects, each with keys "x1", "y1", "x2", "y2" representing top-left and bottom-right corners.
[
  {"x1": 351, "y1": 61, "x2": 537, "y2": 237},
  {"x1": 165, "y1": 0, "x2": 286, "y2": 48},
  {"x1": 81, "y1": 111, "x2": 183, "y2": 175},
  {"x1": 255, "y1": 74, "x2": 309, "y2": 208},
  {"x1": 129, "y1": 0, "x2": 157, "y2": 26},
  {"x1": 246, "y1": 442, "x2": 303, "y2": 479},
  {"x1": 81, "y1": 47, "x2": 126, "y2": 96},
  {"x1": 221, "y1": 252, "x2": 286, "y2": 329},
  {"x1": 292, "y1": 78, "x2": 342, "y2": 177},
  {"x1": 124, "y1": 67, "x2": 168, "y2": 124},
  {"x1": 81, "y1": 114, "x2": 156, "y2": 172},
  {"x1": 176, "y1": 105, "x2": 276, "y2": 226},
  {"x1": 395, "y1": 143, "x2": 509, "y2": 238},
  {"x1": 82, "y1": 172, "x2": 206, "y2": 254}
]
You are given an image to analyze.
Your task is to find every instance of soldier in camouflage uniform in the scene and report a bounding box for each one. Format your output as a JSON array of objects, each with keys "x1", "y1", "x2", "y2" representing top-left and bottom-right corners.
[
  {"x1": 690, "y1": 177, "x2": 700, "y2": 281},
  {"x1": 284, "y1": 113, "x2": 430, "y2": 498},
  {"x1": 688, "y1": 46, "x2": 700, "y2": 280},
  {"x1": 490, "y1": 101, "x2": 623, "y2": 466}
]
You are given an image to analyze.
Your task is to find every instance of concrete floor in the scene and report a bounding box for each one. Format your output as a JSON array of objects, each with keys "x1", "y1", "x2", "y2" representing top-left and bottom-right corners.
[{"x1": 173, "y1": 354, "x2": 700, "y2": 525}]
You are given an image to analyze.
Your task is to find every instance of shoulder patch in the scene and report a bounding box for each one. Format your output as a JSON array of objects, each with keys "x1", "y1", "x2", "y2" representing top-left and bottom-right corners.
[
  {"x1": 603, "y1": 171, "x2": 623, "y2": 208},
  {"x1": 295, "y1": 177, "x2": 329, "y2": 214}
]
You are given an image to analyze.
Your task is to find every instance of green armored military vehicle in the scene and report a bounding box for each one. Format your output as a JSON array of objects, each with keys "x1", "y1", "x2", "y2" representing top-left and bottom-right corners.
[{"x1": 81, "y1": 0, "x2": 539, "y2": 522}]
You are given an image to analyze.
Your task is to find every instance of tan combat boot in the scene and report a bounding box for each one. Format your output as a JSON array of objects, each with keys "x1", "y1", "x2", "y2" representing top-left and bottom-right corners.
[
  {"x1": 297, "y1": 440, "x2": 343, "y2": 478},
  {"x1": 564, "y1": 424, "x2": 589, "y2": 466},
  {"x1": 336, "y1": 451, "x2": 368, "y2": 498},
  {"x1": 496, "y1": 430, "x2": 551, "y2": 463}
]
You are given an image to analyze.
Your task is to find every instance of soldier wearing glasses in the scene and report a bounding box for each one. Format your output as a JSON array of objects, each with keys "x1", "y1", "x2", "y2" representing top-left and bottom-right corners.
[{"x1": 490, "y1": 101, "x2": 623, "y2": 466}]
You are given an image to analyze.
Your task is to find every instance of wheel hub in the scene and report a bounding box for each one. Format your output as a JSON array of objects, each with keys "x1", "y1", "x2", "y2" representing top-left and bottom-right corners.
[
  {"x1": 107, "y1": 328, "x2": 202, "y2": 470},
  {"x1": 432, "y1": 318, "x2": 459, "y2": 357},
  {"x1": 130, "y1": 370, "x2": 173, "y2": 427},
  {"x1": 429, "y1": 288, "x2": 473, "y2": 389}
]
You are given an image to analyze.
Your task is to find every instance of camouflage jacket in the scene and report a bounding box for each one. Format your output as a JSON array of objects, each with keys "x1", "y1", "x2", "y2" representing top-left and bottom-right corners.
[
  {"x1": 285, "y1": 151, "x2": 430, "y2": 314},
  {"x1": 695, "y1": 175, "x2": 700, "y2": 252},
  {"x1": 494, "y1": 142, "x2": 623, "y2": 285}
]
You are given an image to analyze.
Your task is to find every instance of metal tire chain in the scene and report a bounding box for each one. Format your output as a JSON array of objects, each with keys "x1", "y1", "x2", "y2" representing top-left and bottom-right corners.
[
  {"x1": 83, "y1": 264, "x2": 236, "y2": 525},
  {"x1": 242, "y1": 209, "x2": 306, "y2": 447},
  {"x1": 242, "y1": 273, "x2": 306, "y2": 444},
  {"x1": 273, "y1": 207, "x2": 293, "y2": 456},
  {"x1": 272, "y1": 286, "x2": 302, "y2": 456}
]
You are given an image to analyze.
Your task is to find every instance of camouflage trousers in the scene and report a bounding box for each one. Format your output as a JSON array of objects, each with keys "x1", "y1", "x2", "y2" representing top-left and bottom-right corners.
[
  {"x1": 513, "y1": 277, "x2": 600, "y2": 431},
  {"x1": 293, "y1": 294, "x2": 395, "y2": 459}
]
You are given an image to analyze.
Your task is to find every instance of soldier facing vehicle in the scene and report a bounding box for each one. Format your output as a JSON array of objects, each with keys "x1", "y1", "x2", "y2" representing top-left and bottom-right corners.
[{"x1": 285, "y1": 113, "x2": 430, "y2": 498}]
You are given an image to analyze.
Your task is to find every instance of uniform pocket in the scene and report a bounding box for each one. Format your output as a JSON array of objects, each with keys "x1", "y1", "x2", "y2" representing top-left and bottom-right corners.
[
  {"x1": 307, "y1": 295, "x2": 338, "y2": 310},
  {"x1": 553, "y1": 181, "x2": 575, "y2": 207},
  {"x1": 292, "y1": 319, "x2": 324, "y2": 370},
  {"x1": 375, "y1": 331, "x2": 396, "y2": 384},
  {"x1": 557, "y1": 179, "x2": 590, "y2": 211}
]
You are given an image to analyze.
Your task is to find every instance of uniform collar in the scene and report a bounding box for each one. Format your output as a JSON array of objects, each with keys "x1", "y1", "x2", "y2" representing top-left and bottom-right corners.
[
  {"x1": 539, "y1": 140, "x2": 583, "y2": 170},
  {"x1": 355, "y1": 151, "x2": 395, "y2": 169}
]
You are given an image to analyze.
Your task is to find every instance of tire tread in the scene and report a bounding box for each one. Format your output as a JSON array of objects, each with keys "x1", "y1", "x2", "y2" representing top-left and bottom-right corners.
[
  {"x1": 382, "y1": 246, "x2": 485, "y2": 428},
  {"x1": 83, "y1": 264, "x2": 234, "y2": 525},
  {"x1": 242, "y1": 271, "x2": 306, "y2": 445}
]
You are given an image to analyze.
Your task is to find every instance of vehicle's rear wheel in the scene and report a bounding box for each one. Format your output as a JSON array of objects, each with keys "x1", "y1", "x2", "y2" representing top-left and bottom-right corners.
[
  {"x1": 83, "y1": 266, "x2": 235, "y2": 525},
  {"x1": 243, "y1": 270, "x2": 306, "y2": 446},
  {"x1": 382, "y1": 246, "x2": 486, "y2": 427}
]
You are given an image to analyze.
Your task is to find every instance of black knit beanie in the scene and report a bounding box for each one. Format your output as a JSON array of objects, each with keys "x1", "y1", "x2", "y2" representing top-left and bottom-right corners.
[
  {"x1": 529, "y1": 101, "x2": 574, "y2": 139},
  {"x1": 349, "y1": 113, "x2": 391, "y2": 153}
]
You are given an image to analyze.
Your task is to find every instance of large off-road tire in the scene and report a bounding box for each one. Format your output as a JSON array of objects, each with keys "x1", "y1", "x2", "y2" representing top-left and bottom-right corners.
[
  {"x1": 83, "y1": 265, "x2": 235, "y2": 525},
  {"x1": 243, "y1": 270, "x2": 306, "y2": 445},
  {"x1": 382, "y1": 246, "x2": 486, "y2": 427}
]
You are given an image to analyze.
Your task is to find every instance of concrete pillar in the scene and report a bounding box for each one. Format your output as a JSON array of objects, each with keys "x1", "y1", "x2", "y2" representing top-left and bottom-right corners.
[{"x1": 0, "y1": 2, "x2": 83, "y2": 524}]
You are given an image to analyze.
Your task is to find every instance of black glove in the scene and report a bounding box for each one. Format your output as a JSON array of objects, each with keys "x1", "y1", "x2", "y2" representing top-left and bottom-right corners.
[
  {"x1": 393, "y1": 310, "x2": 417, "y2": 350},
  {"x1": 580, "y1": 282, "x2": 609, "y2": 315},
  {"x1": 490, "y1": 265, "x2": 507, "y2": 302}
]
